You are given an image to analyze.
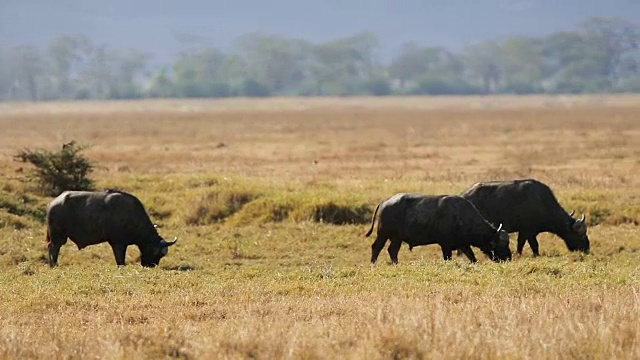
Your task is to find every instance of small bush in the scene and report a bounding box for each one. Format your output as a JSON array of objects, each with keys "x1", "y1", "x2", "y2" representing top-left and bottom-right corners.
[
  {"x1": 145, "y1": 196, "x2": 174, "y2": 221},
  {"x1": 361, "y1": 77, "x2": 393, "y2": 96},
  {"x1": 241, "y1": 79, "x2": 271, "y2": 97},
  {"x1": 227, "y1": 197, "x2": 293, "y2": 225},
  {"x1": 0, "y1": 210, "x2": 31, "y2": 230},
  {"x1": 585, "y1": 205, "x2": 639, "y2": 226},
  {"x1": 290, "y1": 200, "x2": 373, "y2": 225},
  {"x1": 310, "y1": 202, "x2": 372, "y2": 225},
  {"x1": 499, "y1": 81, "x2": 543, "y2": 95},
  {"x1": 411, "y1": 74, "x2": 484, "y2": 95},
  {"x1": 14, "y1": 141, "x2": 95, "y2": 196},
  {"x1": 186, "y1": 190, "x2": 258, "y2": 225},
  {"x1": 588, "y1": 206, "x2": 611, "y2": 226},
  {"x1": 0, "y1": 191, "x2": 47, "y2": 222}
]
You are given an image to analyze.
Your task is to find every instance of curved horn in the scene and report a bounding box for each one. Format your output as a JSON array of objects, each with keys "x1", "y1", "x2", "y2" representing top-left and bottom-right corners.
[
  {"x1": 568, "y1": 210, "x2": 575, "y2": 217},
  {"x1": 496, "y1": 223, "x2": 503, "y2": 232},
  {"x1": 579, "y1": 214, "x2": 585, "y2": 223},
  {"x1": 160, "y1": 236, "x2": 178, "y2": 247}
]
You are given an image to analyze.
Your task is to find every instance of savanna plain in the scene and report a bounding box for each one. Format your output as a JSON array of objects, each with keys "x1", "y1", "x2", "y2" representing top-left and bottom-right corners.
[{"x1": 0, "y1": 95, "x2": 638, "y2": 359}]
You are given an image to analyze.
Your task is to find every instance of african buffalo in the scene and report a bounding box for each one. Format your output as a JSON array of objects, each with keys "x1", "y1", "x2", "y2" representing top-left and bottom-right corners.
[
  {"x1": 460, "y1": 179, "x2": 589, "y2": 256},
  {"x1": 365, "y1": 193, "x2": 511, "y2": 264},
  {"x1": 46, "y1": 189, "x2": 177, "y2": 267}
]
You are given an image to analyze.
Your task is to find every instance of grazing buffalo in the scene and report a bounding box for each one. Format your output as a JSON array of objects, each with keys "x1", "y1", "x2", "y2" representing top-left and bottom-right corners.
[
  {"x1": 46, "y1": 189, "x2": 177, "y2": 267},
  {"x1": 460, "y1": 179, "x2": 589, "y2": 256},
  {"x1": 365, "y1": 193, "x2": 511, "y2": 264}
]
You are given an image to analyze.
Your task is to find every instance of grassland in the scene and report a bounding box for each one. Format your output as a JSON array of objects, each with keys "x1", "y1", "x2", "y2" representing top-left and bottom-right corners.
[{"x1": 0, "y1": 95, "x2": 638, "y2": 359}]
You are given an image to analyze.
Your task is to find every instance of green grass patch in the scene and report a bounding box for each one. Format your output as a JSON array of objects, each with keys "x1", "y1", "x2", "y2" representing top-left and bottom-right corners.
[{"x1": 0, "y1": 175, "x2": 638, "y2": 360}]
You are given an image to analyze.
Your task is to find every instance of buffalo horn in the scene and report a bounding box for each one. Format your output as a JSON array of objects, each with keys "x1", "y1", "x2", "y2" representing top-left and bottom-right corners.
[
  {"x1": 569, "y1": 210, "x2": 575, "y2": 217},
  {"x1": 160, "y1": 237, "x2": 178, "y2": 247},
  {"x1": 496, "y1": 223, "x2": 503, "y2": 232},
  {"x1": 579, "y1": 214, "x2": 585, "y2": 223}
]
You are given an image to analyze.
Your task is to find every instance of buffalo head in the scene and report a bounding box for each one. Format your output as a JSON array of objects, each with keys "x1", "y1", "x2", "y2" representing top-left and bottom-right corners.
[
  {"x1": 565, "y1": 212, "x2": 590, "y2": 253},
  {"x1": 140, "y1": 237, "x2": 178, "y2": 267},
  {"x1": 491, "y1": 224, "x2": 512, "y2": 262}
]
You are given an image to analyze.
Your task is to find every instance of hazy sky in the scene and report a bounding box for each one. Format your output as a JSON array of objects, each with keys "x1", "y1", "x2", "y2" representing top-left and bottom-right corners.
[{"x1": 1, "y1": 0, "x2": 639, "y2": 62}]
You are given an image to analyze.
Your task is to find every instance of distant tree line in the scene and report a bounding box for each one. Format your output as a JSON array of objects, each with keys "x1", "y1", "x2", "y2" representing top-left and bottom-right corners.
[{"x1": 0, "y1": 16, "x2": 638, "y2": 101}]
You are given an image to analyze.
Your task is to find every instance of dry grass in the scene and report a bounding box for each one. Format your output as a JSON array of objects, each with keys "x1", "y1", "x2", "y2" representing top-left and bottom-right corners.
[{"x1": 0, "y1": 95, "x2": 639, "y2": 359}]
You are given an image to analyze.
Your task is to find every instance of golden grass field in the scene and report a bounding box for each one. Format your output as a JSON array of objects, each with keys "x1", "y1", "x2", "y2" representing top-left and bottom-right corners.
[{"x1": 0, "y1": 95, "x2": 638, "y2": 359}]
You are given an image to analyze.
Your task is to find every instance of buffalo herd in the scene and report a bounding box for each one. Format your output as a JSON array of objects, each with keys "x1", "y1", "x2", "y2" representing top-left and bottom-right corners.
[{"x1": 44, "y1": 178, "x2": 589, "y2": 267}]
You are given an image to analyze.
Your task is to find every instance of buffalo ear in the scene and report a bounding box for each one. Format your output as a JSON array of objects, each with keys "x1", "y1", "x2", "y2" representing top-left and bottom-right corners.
[
  {"x1": 573, "y1": 216, "x2": 587, "y2": 233},
  {"x1": 497, "y1": 231, "x2": 510, "y2": 246}
]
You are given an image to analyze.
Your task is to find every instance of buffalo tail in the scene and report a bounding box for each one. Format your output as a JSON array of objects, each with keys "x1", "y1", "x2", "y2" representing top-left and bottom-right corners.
[{"x1": 365, "y1": 203, "x2": 380, "y2": 237}]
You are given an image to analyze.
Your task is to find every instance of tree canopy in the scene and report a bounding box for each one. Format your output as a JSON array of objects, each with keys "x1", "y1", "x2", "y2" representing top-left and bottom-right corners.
[{"x1": 1, "y1": 16, "x2": 638, "y2": 101}]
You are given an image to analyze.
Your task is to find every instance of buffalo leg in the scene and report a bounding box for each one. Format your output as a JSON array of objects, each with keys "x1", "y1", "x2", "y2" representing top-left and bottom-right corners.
[
  {"x1": 478, "y1": 246, "x2": 494, "y2": 261},
  {"x1": 370, "y1": 235, "x2": 387, "y2": 264},
  {"x1": 441, "y1": 245, "x2": 453, "y2": 261},
  {"x1": 528, "y1": 234, "x2": 540, "y2": 257},
  {"x1": 387, "y1": 239, "x2": 402, "y2": 264},
  {"x1": 48, "y1": 244, "x2": 61, "y2": 267},
  {"x1": 47, "y1": 229, "x2": 66, "y2": 267},
  {"x1": 516, "y1": 233, "x2": 527, "y2": 255},
  {"x1": 110, "y1": 242, "x2": 127, "y2": 266},
  {"x1": 458, "y1": 246, "x2": 478, "y2": 263}
]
